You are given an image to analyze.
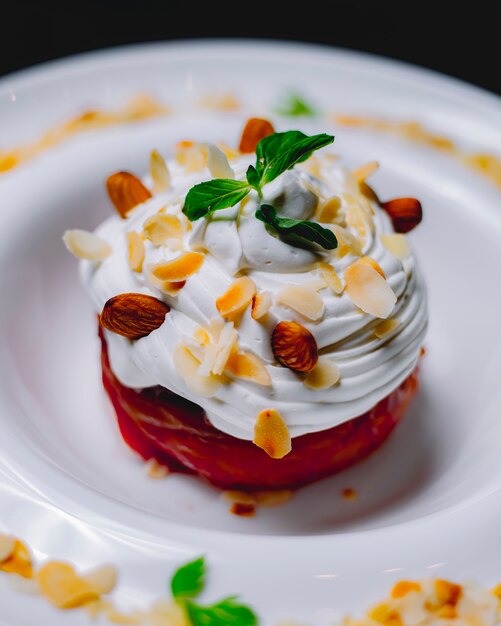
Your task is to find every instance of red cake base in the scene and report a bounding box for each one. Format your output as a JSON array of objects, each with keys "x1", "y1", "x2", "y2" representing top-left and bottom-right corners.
[{"x1": 100, "y1": 330, "x2": 419, "y2": 490}]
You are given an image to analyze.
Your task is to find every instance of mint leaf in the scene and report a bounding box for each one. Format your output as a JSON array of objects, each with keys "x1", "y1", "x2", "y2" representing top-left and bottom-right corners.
[
  {"x1": 185, "y1": 597, "x2": 258, "y2": 626},
  {"x1": 256, "y1": 204, "x2": 337, "y2": 251},
  {"x1": 245, "y1": 165, "x2": 261, "y2": 193},
  {"x1": 274, "y1": 92, "x2": 317, "y2": 117},
  {"x1": 183, "y1": 179, "x2": 250, "y2": 221},
  {"x1": 255, "y1": 131, "x2": 334, "y2": 187},
  {"x1": 171, "y1": 557, "x2": 206, "y2": 601}
]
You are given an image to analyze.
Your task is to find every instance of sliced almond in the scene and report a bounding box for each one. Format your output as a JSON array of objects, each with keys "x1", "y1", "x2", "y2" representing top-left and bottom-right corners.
[
  {"x1": 357, "y1": 256, "x2": 385, "y2": 278},
  {"x1": 63, "y1": 229, "x2": 111, "y2": 261},
  {"x1": 106, "y1": 171, "x2": 152, "y2": 218},
  {"x1": 251, "y1": 291, "x2": 272, "y2": 320},
  {"x1": 174, "y1": 141, "x2": 207, "y2": 172},
  {"x1": 38, "y1": 562, "x2": 99, "y2": 609},
  {"x1": 151, "y1": 251, "x2": 204, "y2": 281},
  {"x1": 0, "y1": 539, "x2": 33, "y2": 578},
  {"x1": 83, "y1": 565, "x2": 117, "y2": 596},
  {"x1": 380, "y1": 233, "x2": 410, "y2": 260},
  {"x1": 344, "y1": 262, "x2": 396, "y2": 318},
  {"x1": 143, "y1": 214, "x2": 184, "y2": 246},
  {"x1": 317, "y1": 262, "x2": 343, "y2": 294},
  {"x1": 225, "y1": 352, "x2": 272, "y2": 386},
  {"x1": 330, "y1": 225, "x2": 363, "y2": 257},
  {"x1": 345, "y1": 205, "x2": 371, "y2": 238},
  {"x1": 352, "y1": 161, "x2": 379, "y2": 182},
  {"x1": 239, "y1": 118, "x2": 275, "y2": 153},
  {"x1": 206, "y1": 143, "x2": 234, "y2": 179},
  {"x1": 374, "y1": 318, "x2": 401, "y2": 338},
  {"x1": 174, "y1": 343, "x2": 221, "y2": 397},
  {"x1": 0, "y1": 535, "x2": 15, "y2": 562},
  {"x1": 199, "y1": 322, "x2": 238, "y2": 376},
  {"x1": 316, "y1": 196, "x2": 342, "y2": 223},
  {"x1": 100, "y1": 293, "x2": 170, "y2": 340},
  {"x1": 145, "y1": 459, "x2": 170, "y2": 479},
  {"x1": 276, "y1": 285, "x2": 324, "y2": 321},
  {"x1": 126, "y1": 231, "x2": 145, "y2": 272},
  {"x1": 253, "y1": 408, "x2": 291, "y2": 459},
  {"x1": 304, "y1": 357, "x2": 340, "y2": 390},
  {"x1": 216, "y1": 276, "x2": 256, "y2": 318},
  {"x1": 149, "y1": 150, "x2": 171, "y2": 194}
]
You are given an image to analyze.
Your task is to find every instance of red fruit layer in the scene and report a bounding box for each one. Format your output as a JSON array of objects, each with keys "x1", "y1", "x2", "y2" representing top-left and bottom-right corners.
[{"x1": 100, "y1": 328, "x2": 419, "y2": 490}]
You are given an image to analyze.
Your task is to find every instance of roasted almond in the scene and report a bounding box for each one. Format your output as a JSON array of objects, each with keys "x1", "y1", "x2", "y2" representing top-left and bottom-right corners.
[
  {"x1": 100, "y1": 293, "x2": 169, "y2": 340},
  {"x1": 253, "y1": 408, "x2": 291, "y2": 459},
  {"x1": 381, "y1": 197, "x2": 422, "y2": 233},
  {"x1": 271, "y1": 321, "x2": 318, "y2": 372},
  {"x1": 239, "y1": 118, "x2": 275, "y2": 153},
  {"x1": 106, "y1": 171, "x2": 152, "y2": 218}
]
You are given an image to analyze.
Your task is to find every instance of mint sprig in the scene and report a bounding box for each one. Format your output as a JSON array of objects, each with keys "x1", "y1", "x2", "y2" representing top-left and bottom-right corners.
[
  {"x1": 255, "y1": 204, "x2": 337, "y2": 251},
  {"x1": 182, "y1": 130, "x2": 334, "y2": 221},
  {"x1": 171, "y1": 557, "x2": 258, "y2": 626}
]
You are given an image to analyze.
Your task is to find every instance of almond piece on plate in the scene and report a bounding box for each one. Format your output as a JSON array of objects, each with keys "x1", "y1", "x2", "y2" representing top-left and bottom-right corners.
[
  {"x1": 380, "y1": 233, "x2": 410, "y2": 260},
  {"x1": 149, "y1": 150, "x2": 171, "y2": 194},
  {"x1": 225, "y1": 352, "x2": 272, "y2": 386},
  {"x1": 173, "y1": 343, "x2": 221, "y2": 397},
  {"x1": 344, "y1": 262, "x2": 396, "y2": 318},
  {"x1": 251, "y1": 291, "x2": 272, "y2": 320},
  {"x1": 143, "y1": 214, "x2": 183, "y2": 246},
  {"x1": 151, "y1": 251, "x2": 204, "y2": 281},
  {"x1": 100, "y1": 293, "x2": 170, "y2": 340},
  {"x1": 357, "y1": 256, "x2": 385, "y2": 278},
  {"x1": 106, "y1": 171, "x2": 152, "y2": 218},
  {"x1": 0, "y1": 539, "x2": 33, "y2": 578},
  {"x1": 253, "y1": 408, "x2": 291, "y2": 459},
  {"x1": 381, "y1": 197, "x2": 423, "y2": 233},
  {"x1": 304, "y1": 357, "x2": 340, "y2": 390},
  {"x1": 352, "y1": 161, "x2": 379, "y2": 182},
  {"x1": 276, "y1": 285, "x2": 324, "y2": 321},
  {"x1": 63, "y1": 230, "x2": 111, "y2": 261},
  {"x1": 126, "y1": 231, "x2": 145, "y2": 272},
  {"x1": 271, "y1": 321, "x2": 318, "y2": 372},
  {"x1": 239, "y1": 118, "x2": 275, "y2": 153},
  {"x1": 216, "y1": 276, "x2": 256, "y2": 318},
  {"x1": 317, "y1": 262, "x2": 343, "y2": 295},
  {"x1": 38, "y1": 562, "x2": 99, "y2": 609}
]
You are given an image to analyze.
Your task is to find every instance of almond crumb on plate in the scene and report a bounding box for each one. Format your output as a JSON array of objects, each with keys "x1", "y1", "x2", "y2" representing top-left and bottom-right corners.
[{"x1": 145, "y1": 458, "x2": 170, "y2": 479}]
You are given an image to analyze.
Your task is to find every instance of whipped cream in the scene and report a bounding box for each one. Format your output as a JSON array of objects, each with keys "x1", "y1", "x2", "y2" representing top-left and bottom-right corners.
[{"x1": 81, "y1": 152, "x2": 427, "y2": 440}]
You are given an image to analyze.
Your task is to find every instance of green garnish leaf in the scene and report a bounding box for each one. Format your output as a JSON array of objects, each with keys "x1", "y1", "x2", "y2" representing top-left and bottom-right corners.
[
  {"x1": 255, "y1": 204, "x2": 337, "y2": 251},
  {"x1": 185, "y1": 597, "x2": 258, "y2": 626},
  {"x1": 171, "y1": 557, "x2": 206, "y2": 601},
  {"x1": 182, "y1": 179, "x2": 250, "y2": 221},
  {"x1": 255, "y1": 131, "x2": 334, "y2": 187},
  {"x1": 274, "y1": 92, "x2": 317, "y2": 117},
  {"x1": 245, "y1": 165, "x2": 261, "y2": 192}
]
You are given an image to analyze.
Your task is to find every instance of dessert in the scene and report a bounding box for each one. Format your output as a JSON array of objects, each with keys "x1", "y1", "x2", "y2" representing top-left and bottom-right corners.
[{"x1": 64, "y1": 119, "x2": 427, "y2": 491}]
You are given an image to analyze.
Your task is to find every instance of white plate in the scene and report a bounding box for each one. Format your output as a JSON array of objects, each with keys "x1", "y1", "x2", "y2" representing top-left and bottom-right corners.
[{"x1": 1, "y1": 40, "x2": 501, "y2": 625}]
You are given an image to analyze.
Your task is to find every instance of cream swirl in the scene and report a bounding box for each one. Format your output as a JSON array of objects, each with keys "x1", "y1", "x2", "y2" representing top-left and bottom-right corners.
[{"x1": 81, "y1": 153, "x2": 427, "y2": 440}]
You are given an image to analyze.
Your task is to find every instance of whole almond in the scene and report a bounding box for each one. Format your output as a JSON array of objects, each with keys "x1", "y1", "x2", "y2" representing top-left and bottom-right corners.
[
  {"x1": 239, "y1": 118, "x2": 275, "y2": 153},
  {"x1": 106, "y1": 171, "x2": 152, "y2": 218},
  {"x1": 271, "y1": 321, "x2": 318, "y2": 373},
  {"x1": 381, "y1": 197, "x2": 422, "y2": 233},
  {"x1": 100, "y1": 293, "x2": 169, "y2": 340}
]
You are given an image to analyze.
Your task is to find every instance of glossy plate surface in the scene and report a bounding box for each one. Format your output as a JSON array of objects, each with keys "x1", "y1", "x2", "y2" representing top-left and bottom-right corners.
[{"x1": 1, "y1": 40, "x2": 501, "y2": 625}]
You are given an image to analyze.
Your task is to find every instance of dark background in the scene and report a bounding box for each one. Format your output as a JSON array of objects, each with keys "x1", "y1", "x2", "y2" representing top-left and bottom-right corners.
[{"x1": 1, "y1": 1, "x2": 500, "y2": 97}]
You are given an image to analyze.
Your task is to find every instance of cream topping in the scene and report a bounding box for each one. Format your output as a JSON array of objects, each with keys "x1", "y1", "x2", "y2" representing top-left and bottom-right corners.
[{"x1": 81, "y1": 152, "x2": 427, "y2": 440}]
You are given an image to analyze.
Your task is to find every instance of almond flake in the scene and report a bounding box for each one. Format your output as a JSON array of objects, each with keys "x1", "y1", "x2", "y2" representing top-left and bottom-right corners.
[
  {"x1": 151, "y1": 251, "x2": 204, "y2": 281},
  {"x1": 317, "y1": 262, "x2": 343, "y2": 294},
  {"x1": 206, "y1": 143, "x2": 234, "y2": 179},
  {"x1": 357, "y1": 256, "x2": 385, "y2": 278},
  {"x1": 0, "y1": 535, "x2": 15, "y2": 562},
  {"x1": 253, "y1": 408, "x2": 291, "y2": 459},
  {"x1": 276, "y1": 285, "x2": 324, "y2": 321},
  {"x1": 345, "y1": 205, "x2": 371, "y2": 238},
  {"x1": 83, "y1": 565, "x2": 117, "y2": 595},
  {"x1": 149, "y1": 150, "x2": 171, "y2": 194},
  {"x1": 199, "y1": 322, "x2": 238, "y2": 376},
  {"x1": 127, "y1": 231, "x2": 145, "y2": 272},
  {"x1": 225, "y1": 352, "x2": 272, "y2": 386},
  {"x1": 380, "y1": 233, "x2": 410, "y2": 260},
  {"x1": 374, "y1": 318, "x2": 401, "y2": 338},
  {"x1": 63, "y1": 230, "x2": 111, "y2": 261},
  {"x1": 251, "y1": 291, "x2": 272, "y2": 320},
  {"x1": 38, "y1": 561, "x2": 99, "y2": 608},
  {"x1": 352, "y1": 160, "x2": 379, "y2": 182},
  {"x1": 344, "y1": 262, "x2": 396, "y2": 318},
  {"x1": 216, "y1": 276, "x2": 256, "y2": 318},
  {"x1": 304, "y1": 357, "x2": 340, "y2": 390},
  {"x1": 173, "y1": 343, "x2": 221, "y2": 397},
  {"x1": 174, "y1": 141, "x2": 207, "y2": 172},
  {"x1": 330, "y1": 225, "x2": 362, "y2": 257},
  {"x1": 143, "y1": 214, "x2": 183, "y2": 246},
  {"x1": 147, "y1": 265, "x2": 186, "y2": 296},
  {"x1": 316, "y1": 196, "x2": 341, "y2": 223},
  {"x1": 0, "y1": 539, "x2": 33, "y2": 578}
]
